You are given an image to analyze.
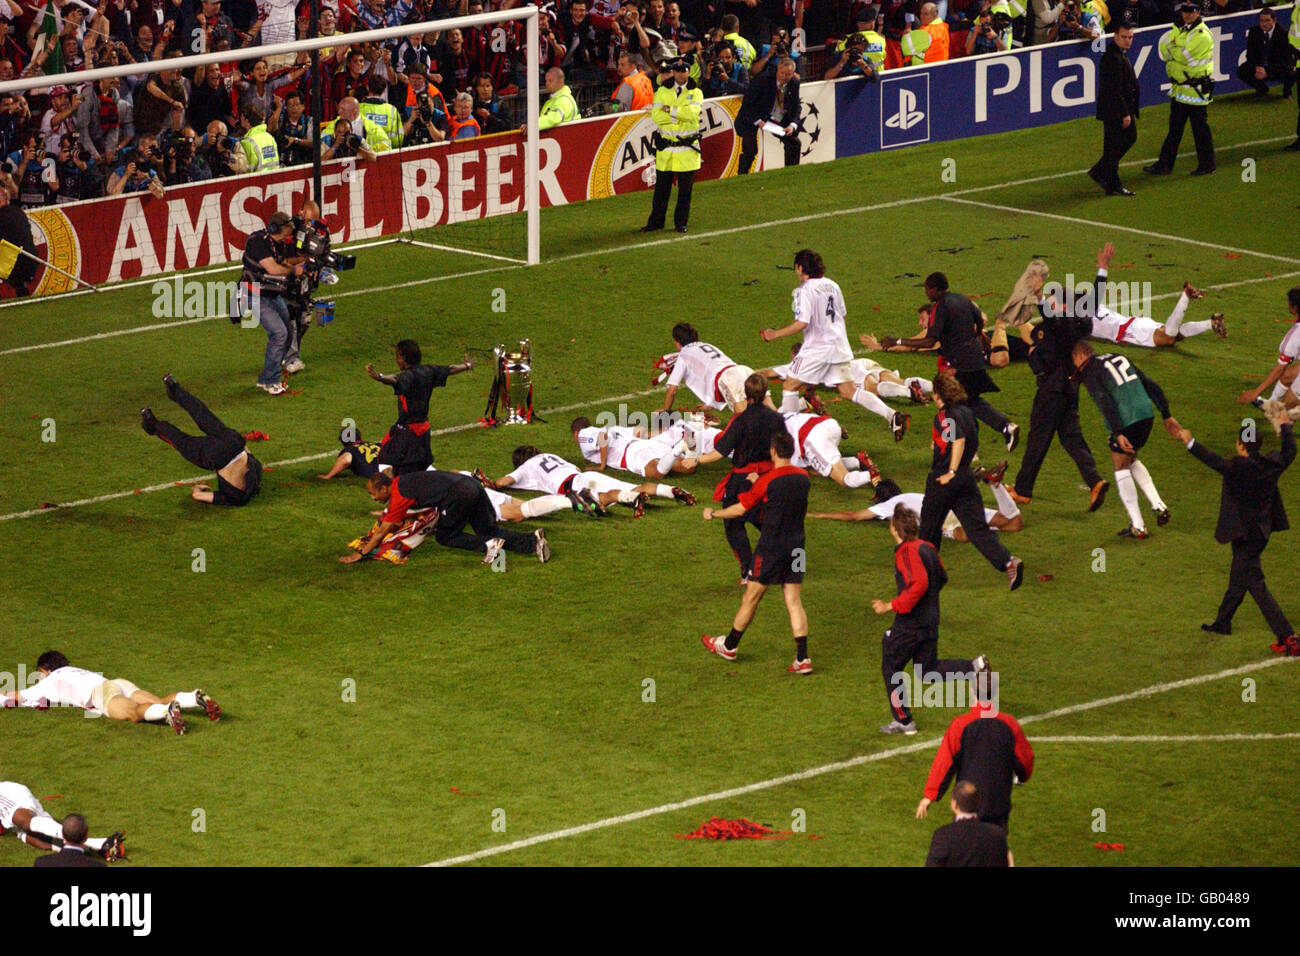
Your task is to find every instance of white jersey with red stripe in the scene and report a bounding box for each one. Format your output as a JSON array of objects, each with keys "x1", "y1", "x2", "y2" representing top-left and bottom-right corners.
[
  {"x1": 783, "y1": 411, "x2": 842, "y2": 476},
  {"x1": 666, "y1": 341, "x2": 738, "y2": 410},
  {"x1": 1278, "y1": 322, "x2": 1300, "y2": 366},
  {"x1": 869, "y1": 492, "x2": 997, "y2": 536},
  {"x1": 504, "y1": 453, "x2": 580, "y2": 494},
  {"x1": 20, "y1": 666, "x2": 105, "y2": 710},
  {"x1": 575, "y1": 426, "x2": 610, "y2": 465},
  {"x1": 0, "y1": 782, "x2": 44, "y2": 831},
  {"x1": 791, "y1": 276, "x2": 852, "y2": 365}
]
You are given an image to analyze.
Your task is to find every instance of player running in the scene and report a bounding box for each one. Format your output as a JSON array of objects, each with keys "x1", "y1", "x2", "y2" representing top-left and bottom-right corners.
[
  {"x1": 1072, "y1": 341, "x2": 1180, "y2": 539},
  {"x1": 782, "y1": 410, "x2": 878, "y2": 489},
  {"x1": 660, "y1": 323, "x2": 764, "y2": 413},
  {"x1": 760, "y1": 249, "x2": 911, "y2": 441},
  {"x1": 141, "y1": 375, "x2": 262, "y2": 505},
  {"x1": 701, "y1": 431, "x2": 814, "y2": 674},
  {"x1": 570, "y1": 417, "x2": 700, "y2": 490},
  {"x1": 2, "y1": 651, "x2": 221, "y2": 736},
  {"x1": 0, "y1": 783, "x2": 125, "y2": 862}
]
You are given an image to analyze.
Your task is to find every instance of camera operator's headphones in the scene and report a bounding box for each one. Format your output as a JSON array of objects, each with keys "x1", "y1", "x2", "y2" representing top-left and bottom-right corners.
[{"x1": 265, "y1": 211, "x2": 293, "y2": 235}]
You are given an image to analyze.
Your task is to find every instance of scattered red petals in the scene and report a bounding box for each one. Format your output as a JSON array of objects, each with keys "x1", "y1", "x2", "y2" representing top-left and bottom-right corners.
[
  {"x1": 40, "y1": 503, "x2": 56, "y2": 510},
  {"x1": 675, "y1": 817, "x2": 819, "y2": 840},
  {"x1": 449, "y1": 787, "x2": 481, "y2": 797},
  {"x1": 243, "y1": 430, "x2": 269, "y2": 442},
  {"x1": 1037, "y1": 574, "x2": 1053, "y2": 582},
  {"x1": 1094, "y1": 842, "x2": 1127, "y2": 851},
  {"x1": 41, "y1": 795, "x2": 61, "y2": 801},
  {"x1": 1223, "y1": 253, "x2": 1242, "y2": 259}
]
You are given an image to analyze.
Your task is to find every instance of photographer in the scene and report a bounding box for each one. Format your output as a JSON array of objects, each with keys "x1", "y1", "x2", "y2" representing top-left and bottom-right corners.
[
  {"x1": 967, "y1": 8, "x2": 1010, "y2": 53},
  {"x1": 11, "y1": 132, "x2": 57, "y2": 207},
  {"x1": 1030, "y1": 0, "x2": 1065, "y2": 44},
  {"x1": 54, "y1": 134, "x2": 100, "y2": 202},
  {"x1": 277, "y1": 92, "x2": 316, "y2": 166},
  {"x1": 736, "y1": 56, "x2": 800, "y2": 174},
  {"x1": 277, "y1": 199, "x2": 335, "y2": 376},
  {"x1": 200, "y1": 120, "x2": 246, "y2": 178},
  {"x1": 1047, "y1": 0, "x2": 1096, "y2": 41},
  {"x1": 107, "y1": 146, "x2": 165, "y2": 198},
  {"x1": 161, "y1": 127, "x2": 211, "y2": 184},
  {"x1": 825, "y1": 31, "x2": 880, "y2": 80},
  {"x1": 242, "y1": 211, "x2": 306, "y2": 396},
  {"x1": 332, "y1": 97, "x2": 392, "y2": 154},
  {"x1": 704, "y1": 42, "x2": 750, "y2": 97},
  {"x1": 751, "y1": 27, "x2": 804, "y2": 78},
  {"x1": 0, "y1": 92, "x2": 30, "y2": 162},
  {"x1": 404, "y1": 86, "x2": 449, "y2": 146}
]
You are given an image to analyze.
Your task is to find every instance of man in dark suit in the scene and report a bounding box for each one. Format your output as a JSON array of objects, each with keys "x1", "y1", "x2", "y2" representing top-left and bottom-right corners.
[
  {"x1": 1174, "y1": 407, "x2": 1298, "y2": 656},
  {"x1": 735, "y1": 56, "x2": 800, "y2": 174},
  {"x1": 1090, "y1": 24, "x2": 1140, "y2": 196},
  {"x1": 925, "y1": 781, "x2": 1012, "y2": 867},
  {"x1": 1236, "y1": 7, "x2": 1294, "y2": 97},
  {"x1": 34, "y1": 814, "x2": 106, "y2": 868}
]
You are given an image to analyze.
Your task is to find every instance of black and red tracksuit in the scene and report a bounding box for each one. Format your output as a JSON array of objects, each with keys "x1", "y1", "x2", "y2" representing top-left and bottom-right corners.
[
  {"x1": 924, "y1": 703, "x2": 1035, "y2": 830},
  {"x1": 711, "y1": 403, "x2": 786, "y2": 576},
  {"x1": 882, "y1": 539, "x2": 972, "y2": 725},
  {"x1": 737, "y1": 465, "x2": 810, "y2": 586}
]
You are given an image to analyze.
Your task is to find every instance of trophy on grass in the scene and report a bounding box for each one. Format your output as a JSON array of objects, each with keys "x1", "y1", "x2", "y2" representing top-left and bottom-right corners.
[{"x1": 481, "y1": 339, "x2": 538, "y2": 426}]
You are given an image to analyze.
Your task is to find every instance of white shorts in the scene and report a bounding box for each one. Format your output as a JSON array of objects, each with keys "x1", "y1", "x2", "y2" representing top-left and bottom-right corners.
[
  {"x1": 1092, "y1": 314, "x2": 1159, "y2": 348},
  {"x1": 942, "y1": 508, "x2": 999, "y2": 538},
  {"x1": 789, "y1": 354, "x2": 852, "y2": 387},
  {"x1": 571, "y1": 472, "x2": 639, "y2": 496},
  {"x1": 616, "y1": 440, "x2": 663, "y2": 478},
  {"x1": 90, "y1": 678, "x2": 141, "y2": 712},
  {"x1": 800, "y1": 420, "x2": 844, "y2": 477},
  {"x1": 0, "y1": 782, "x2": 43, "y2": 831},
  {"x1": 853, "y1": 358, "x2": 893, "y2": 385},
  {"x1": 717, "y1": 364, "x2": 754, "y2": 410},
  {"x1": 484, "y1": 487, "x2": 511, "y2": 519}
]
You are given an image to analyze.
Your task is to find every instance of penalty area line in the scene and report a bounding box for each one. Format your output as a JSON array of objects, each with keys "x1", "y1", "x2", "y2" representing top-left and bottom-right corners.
[{"x1": 423, "y1": 657, "x2": 1294, "y2": 866}]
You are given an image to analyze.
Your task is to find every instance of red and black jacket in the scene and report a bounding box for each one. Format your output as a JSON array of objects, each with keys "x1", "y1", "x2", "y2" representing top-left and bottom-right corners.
[
  {"x1": 924, "y1": 704, "x2": 1035, "y2": 823},
  {"x1": 890, "y1": 538, "x2": 946, "y2": 630}
]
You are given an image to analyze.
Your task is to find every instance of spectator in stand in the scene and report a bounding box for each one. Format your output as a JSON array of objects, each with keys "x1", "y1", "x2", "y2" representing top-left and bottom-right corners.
[
  {"x1": 434, "y1": 27, "x2": 476, "y2": 97},
  {"x1": 612, "y1": 3, "x2": 655, "y2": 69},
  {"x1": 258, "y1": 0, "x2": 299, "y2": 47},
  {"x1": 40, "y1": 85, "x2": 79, "y2": 157},
  {"x1": 241, "y1": 57, "x2": 307, "y2": 128},
  {"x1": 703, "y1": 41, "x2": 749, "y2": 97},
  {"x1": 612, "y1": 51, "x2": 656, "y2": 110},
  {"x1": 331, "y1": 49, "x2": 374, "y2": 120},
  {"x1": 134, "y1": 54, "x2": 187, "y2": 138},
  {"x1": 447, "y1": 91, "x2": 481, "y2": 140},
  {"x1": 661, "y1": 1, "x2": 683, "y2": 41},
  {"x1": 395, "y1": 31, "x2": 436, "y2": 77},
  {"x1": 471, "y1": 73, "x2": 509, "y2": 134},
  {"x1": 0, "y1": 92, "x2": 29, "y2": 160},
  {"x1": 645, "y1": 0, "x2": 668, "y2": 34},
  {"x1": 186, "y1": 0, "x2": 239, "y2": 52},
  {"x1": 277, "y1": 90, "x2": 316, "y2": 165},
  {"x1": 561, "y1": 0, "x2": 602, "y2": 79},
  {"x1": 1237, "y1": 7, "x2": 1295, "y2": 98},
  {"x1": 0, "y1": 19, "x2": 26, "y2": 74},
  {"x1": 189, "y1": 64, "x2": 238, "y2": 134},
  {"x1": 356, "y1": 0, "x2": 414, "y2": 30}
]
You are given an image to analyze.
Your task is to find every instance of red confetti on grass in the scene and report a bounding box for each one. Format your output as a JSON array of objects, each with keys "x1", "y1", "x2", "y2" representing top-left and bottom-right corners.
[
  {"x1": 1037, "y1": 574, "x2": 1053, "y2": 582},
  {"x1": 449, "y1": 787, "x2": 482, "y2": 797},
  {"x1": 675, "y1": 817, "x2": 820, "y2": 840},
  {"x1": 1094, "y1": 842, "x2": 1127, "y2": 851},
  {"x1": 1223, "y1": 253, "x2": 1242, "y2": 259},
  {"x1": 40, "y1": 503, "x2": 56, "y2": 510},
  {"x1": 41, "y1": 795, "x2": 61, "y2": 801},
  {"x1": 243, "y1": 430, "x2": 269, "y2": 442}
]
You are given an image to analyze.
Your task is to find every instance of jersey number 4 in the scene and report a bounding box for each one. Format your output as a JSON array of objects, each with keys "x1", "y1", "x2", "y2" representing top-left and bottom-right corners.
[
  {"x1": 1102, "y1": 355, "x2": 1138, "y2": 387},
  {"x1": 825, "y1": 296, "x2": 838, "y2": 321}
]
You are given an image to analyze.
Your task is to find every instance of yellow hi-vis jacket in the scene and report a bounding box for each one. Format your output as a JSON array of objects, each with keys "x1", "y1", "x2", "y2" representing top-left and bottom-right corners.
[
  {"x1": 651, "y1": 79, "x2": 704, "y2": 173},
  {"x1": 1159, "y1": 19, "x2": 1215, "y2": 106}
]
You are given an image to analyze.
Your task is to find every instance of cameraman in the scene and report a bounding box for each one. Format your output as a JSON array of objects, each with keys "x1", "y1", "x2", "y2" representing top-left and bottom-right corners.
[
  {"x1": 54, "y1": 134, "x2": 99, "y2": 202},
  {"x1": 242, "y1": 211, "x2": 305, "y2": 396},
  {"x1": 200, "y1": 120, "x2": 245, "y2": 178},
  {"x1": 403, "y1": 86, "x2": 448, "y2": 146},
  {"x1": 967, "y1": 8, "x2": 1010, "y2": 53},
  {"x1": 277, "y1": 91, "x2": 316, "y2": 166},
  {"x1": 704, "y1": 42, "x2": 750, "y2": 97},
  {"x1": 751, "y1": 27, "x2": 803, "y2": 78},
  {"x1": 825, "y1": 31, "x2": 879, "y2": 80},
  {"x1": 161, "y1": 127, "x2": 211, "y2": 184},
  {"x1": 736, "y1": 56, "x2": 800, "y2": 174},
  {"x1": 279, "y1": 199, "x2": 333, "y2": 375}
]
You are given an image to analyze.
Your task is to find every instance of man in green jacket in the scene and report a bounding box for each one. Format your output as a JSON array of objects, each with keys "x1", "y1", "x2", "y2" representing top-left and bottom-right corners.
[
  {"x1": 537, "y1": 68, "x2": 579, "y2": 131},
  {"x1": 641, "y1": 57, "x2": 703, "y2": 235}
]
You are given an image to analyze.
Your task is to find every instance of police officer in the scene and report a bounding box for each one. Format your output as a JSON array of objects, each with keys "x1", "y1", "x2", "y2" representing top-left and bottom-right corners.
[
  {"x1": 1145, "y1": 1, "x2": 1216, "y2": 177},
  {"x1": 536, "y1": 68, "x2": 579, "y2": 131},
  {"x1": 360, "y1": 75, "x2": 403, "y2": 147},
  {"x1": 239, "y1": 104, "x2": 279, "y2": 173},
  {"x1": 242, "y1": 211, "x2": 304, "y2": 396},
  {"x1": 641, "y1": 54, "x2": 703, "y2": 234}
]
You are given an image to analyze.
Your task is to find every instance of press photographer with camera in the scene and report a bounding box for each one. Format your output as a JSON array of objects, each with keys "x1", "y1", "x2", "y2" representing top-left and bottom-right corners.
[
  {"x1": 825, "y1": 29, "x2": 880, "y2": 80},
  {"x1": 55, "y1": 133, "x2": 100, "y2": 202},
  {"x1": 277, "y1": 91, "x2": 316, "y2": 166},
  {"x1": 328, "y1": 97, "x2": 392, "y2": 156},
  {"x1": 241, "y1": 211, "x2": 306, "y2": 396},
  {"x1": 751, "y1": 27, "x2": 803, "y2": 78},
  {"x1": 275, "y1": 199, "x2": 354, "y2": 376},
  {"x1": 1047, "y1": 0, "x2": 1096, "y2": 41},
  {"x1": 160, "y1": 126, "x2": 210, "y2": 184},
  {"x1": 404, "y1": 80, "x2": 449, "y2": 146},
  {"x1": 107, "y1": 143, "x2": 166, "y2": 199},
  {"x1": 967, "y1": 8, "x2": 1010, "y2": 53},
  {"x1": 703, "y1": 41, "x2": 750, "y2": 97},
  {"x1": 323, "y1": 118, "x2": 378, "y2": 161},
  {"x1": 200, "y1": 120, "x2": 246, "y2": 178}
]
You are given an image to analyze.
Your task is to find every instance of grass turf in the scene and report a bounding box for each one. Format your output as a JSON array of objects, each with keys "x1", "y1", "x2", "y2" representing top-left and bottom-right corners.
[{"x1": 1, "y1": 91, "x2": 1297, "y2": 867}]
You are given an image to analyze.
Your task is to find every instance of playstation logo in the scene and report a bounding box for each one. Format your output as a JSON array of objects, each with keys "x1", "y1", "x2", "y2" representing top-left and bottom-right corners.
[
  {"x1": 880, "y1": 75, "x2": 930, "y2": 148},
  {"x1": 885, "y1": 89, "x2": 925, "y2": 131}
]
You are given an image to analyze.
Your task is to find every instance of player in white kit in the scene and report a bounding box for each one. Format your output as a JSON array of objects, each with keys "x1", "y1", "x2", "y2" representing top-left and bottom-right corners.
[
  {"x1": 0, "y1": 782, "x2": 125, "y2": 861},
  {"x1": 783, "y1": 411, "x2": 878, "y2": 489},
  {"x1": 2, "y1": 650, "x2": 222, "y2": 736},
  {"x1": 1240, "y1": 289, "x2": 1300, "y2": 420},
  {"x1": 1091, "y1": 281, "x2": 1225, "y2": 348},
  {"x1": 762, "y1": 348, "x2": 932, "y2": 417},
  {"x1": 660, "y1": 324, "x2": 764, "y2": 413},
  {"x1": 759, "y1": 249, "x2": 911, "y2": 441},
  {"x1": 487, "y1": 446, "x2": 691, "y2": 517},
  {"x1": 571, "y1": 417, "x2": 699, "y2": 485}
]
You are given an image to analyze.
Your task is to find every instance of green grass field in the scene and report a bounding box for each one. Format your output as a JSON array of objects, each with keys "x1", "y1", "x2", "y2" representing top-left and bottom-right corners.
[{"x1": 1, "y1": 91, "x2": 1297, "y2": 867}]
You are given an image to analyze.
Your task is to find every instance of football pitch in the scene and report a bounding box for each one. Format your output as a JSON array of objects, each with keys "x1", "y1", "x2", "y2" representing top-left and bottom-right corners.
[{"x1": 1, "y1": 93, "x2": 1297, "y2": 868}]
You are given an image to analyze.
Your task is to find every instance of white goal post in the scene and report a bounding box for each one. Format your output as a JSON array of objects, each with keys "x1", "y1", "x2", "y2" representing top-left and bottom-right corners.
[{"x1": 0, "y1": 7, "x2": 541, "y2": 270}]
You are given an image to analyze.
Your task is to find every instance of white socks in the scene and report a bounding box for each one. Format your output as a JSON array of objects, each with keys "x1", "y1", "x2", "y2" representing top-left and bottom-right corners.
[
  {"x1": 1270, "y1": 382, "x2": 1289, "y2": 401},
  {"x1": 27, "y1": 815, "x2": 64, "y2": 842},
  {"x1": 654, "y1": 484, "x2": 674, "y2": 499},
  {"x1": 842, "y1": 471, "x2": 874, "y2": 488},
  {"x1": 1128, "y1": 459, "x2": 1166, "y2": 511},
  {"x1": 990, "y1": 482, "x2": 1020, "y2": 519},
  {"x1": 1115, "y1": 469, "x2": 1145, "y2": 532},
  {"x1": 1163, "y1": 292, "x2": 1190, "y2": 336},
  {"x1": 656, "y1": 446, "x2": 679, "y2": 476},
  {"x1": 521, "y1": 495, "x2": 571, "y2": 518},
  {"x1": 84, "y1": 836, "x2": 107, "y2": 852},
  {"x1": 175, "y1": 691, "x2": 198, "y2": 709},
  {"x1": 851, "y1": 388, "x2": 893, "y2": 421},
  {"x1": 875, "y1": 380, "x2": 910, "y2": 399},
  {"x1": 840, "y1": 456, "x2": 862, "y2": 471},
  {"x1": 1177, "y1": 320, "x2": 1212, "y2": 338},
  {"x1": 143, "y1": 703, "x2": 170, "y2": 722},
  {"x1": 780, "y1": 389, "x2": 801, "y2": 413}
]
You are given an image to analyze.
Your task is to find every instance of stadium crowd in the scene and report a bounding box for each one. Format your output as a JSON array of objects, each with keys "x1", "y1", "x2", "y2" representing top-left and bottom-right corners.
[{"x1": 2, "y1": 0, "x2": 1280, "y2": 208}]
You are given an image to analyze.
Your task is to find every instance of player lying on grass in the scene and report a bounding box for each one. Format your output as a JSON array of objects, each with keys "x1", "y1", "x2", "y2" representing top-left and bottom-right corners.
[
  {"x1": 318, "y1": 430, "x2": 385, "y2": 480},
  {"x1": 758, "y1": 344, "x2": 926, "y2": 439},
  {"x1": 571, "y1": 417, "x2": 700, "y2": 486},
  {"x1": 2, "y1": 651, "x2": 220, "y2": 736},
  {"x1": 0, "y1": 786, "x2": 125, "y2": 862},
  {"x1": 782, "y1": 410, "x2": 879, "y2": 488},
  {"x1": 760, "y1": 249, "x2": 911, "y2": 441},
  {"x1": 1072, "y1": 341, "x2": 1180, "y2": 539},
  {"x1": 343, "y1": 470, "x2": 551, "y2": 567},
  {"x1": 485, "y1": 446, "x2": 694, "y2": 516},
  {"x1": 1090, "y1": 282, "x2": 1224, "y2": 347},
  {"x1": 659, "y1": 322, "x2": 769, "y2": 414},
  {"x1": 701, "y1": 431, "x2": 814, "y2": 675},
  {"x1": 809, "y1": 464, "x2": 1024, "y2": 540},
  {"x1": 863, "y1": 304, "x2": 1030, "y2": 370},
  {"x1": 140, "y1": 375, "x2": 262, "y2": 505},
  {"x1": 1239, "y1": 287, "x2": 1300, "y2": 412}
]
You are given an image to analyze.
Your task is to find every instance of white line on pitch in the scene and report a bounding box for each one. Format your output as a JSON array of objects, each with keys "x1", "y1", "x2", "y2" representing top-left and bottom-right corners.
[
  {"x1": 0, "y1": 388, "x2": 659, "y2": 522},
  {"x1": 1030, "y1": 733, "x2": 1300, "y2": 743},
  {"x1": 423, "y1": 657, "x2": 1295, "y2": 866},
  {"x1": 1, "y1": 136, "x2": 1290, "y2": 356}
]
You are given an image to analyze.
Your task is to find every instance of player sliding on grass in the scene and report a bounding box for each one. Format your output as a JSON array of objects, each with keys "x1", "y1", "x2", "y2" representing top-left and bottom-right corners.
[
  {"x1": 781, "y1": 410, "x2": 879, "y2": 489},
  {"x1": 701, "y1": 431, "x2": 814, "y2": 674},
  {"x1": 571, "y1": 417, "x2": 700, "y2": 489},
  {"x1": 660, "y1": 323, "x2": 767, "y2": 414},
  {"x1": 140, "y1": 375, "x2": 262, "y2": 506},
  {"x1": 486, "y1": 446, "x2": 694, "y2": 516},
  {"x1": 2, "y1": 651, "x2": 221, "y2": 736},
  {"x1": 759, "y1": 345, "x2": 925, "y2": 437},
  {"x1": 760, "y1": 249, "x2": 911, "y2": 441},
  {"x1": 1072, "y1": 341, "x2": 1179, "y2": 539},
  {"x1": 0, "y1": 785, "x2": 125, "y2": 862},
  {"x1": 1085, "y1": 242, "x2": 1225, "y2": 347}
]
